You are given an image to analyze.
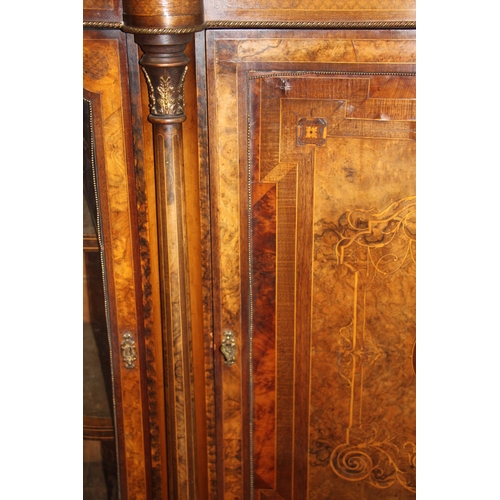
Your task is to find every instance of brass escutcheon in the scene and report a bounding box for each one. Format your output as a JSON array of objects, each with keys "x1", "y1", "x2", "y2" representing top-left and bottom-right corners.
[
  {"x1": 121, "y1": 331, "x2": 137, "y2": 369},
  {"x1": 220, "y1": 329, "x2": 236, "y2": 366}
]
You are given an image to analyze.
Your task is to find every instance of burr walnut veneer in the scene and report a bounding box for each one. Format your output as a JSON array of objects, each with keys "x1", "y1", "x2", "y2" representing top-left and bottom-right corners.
[
  {"x1": 83, "y1": 0, "x2": 416, "y2": 498},
  {"x1": 205, "y1": 29, "x2": 416, "y2": 500}
]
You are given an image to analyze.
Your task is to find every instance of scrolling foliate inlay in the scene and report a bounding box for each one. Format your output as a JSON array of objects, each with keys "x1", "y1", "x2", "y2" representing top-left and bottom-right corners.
[
  {"x1": 314, "y1": 196, "x2": 416, "y2": 493},
  {"x1": 338, "y1": 321, "x2": 382, "y2": 388},
  {"x1": 330, "y1": 424, "x2": 416, "y2": 492},
  {"x1": 334, "y1": 196, "x2": 416, "y2": 272},
  {"x1": 141, "y1": 66, "x2": 188, "y2": 116}
]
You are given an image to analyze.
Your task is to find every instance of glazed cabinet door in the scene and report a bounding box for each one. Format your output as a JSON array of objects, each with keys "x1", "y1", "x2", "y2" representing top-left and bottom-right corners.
[
  {"x1": 204, "y1": 29, "x2": 416, "y2": 500},
  {"x1": 84, "y1": 28, "x2": 153, "y2": 500}
]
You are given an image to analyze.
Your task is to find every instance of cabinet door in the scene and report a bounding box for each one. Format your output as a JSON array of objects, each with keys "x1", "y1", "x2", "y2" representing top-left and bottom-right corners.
[
  {"x1": 84, "y1": 29, "x2": 151, "y2": 500},
  {"x1": 206, "y1": 29, "x2": 416, "y2": 500}
]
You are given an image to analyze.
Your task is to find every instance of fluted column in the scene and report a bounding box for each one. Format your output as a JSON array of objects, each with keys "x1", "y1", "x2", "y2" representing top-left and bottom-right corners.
[
  {"x1": 136, "y1": 33, "x2": 198, "y2": 500},
  {"x1": 119, "y1": 0, "x2": 207, "y2": 495},
  {"x1": 121, "y1": 0, "x2": 204, "y2": 496}
]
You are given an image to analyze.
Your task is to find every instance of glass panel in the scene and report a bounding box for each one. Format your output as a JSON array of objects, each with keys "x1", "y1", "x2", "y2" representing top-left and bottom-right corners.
[{"x1": 83, "y1": 98, "x2": 119, "y2": 500}]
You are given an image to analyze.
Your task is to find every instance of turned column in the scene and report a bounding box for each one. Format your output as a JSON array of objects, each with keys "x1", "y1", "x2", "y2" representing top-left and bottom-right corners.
[
  {"x1": 121, "y1": 0, "x2": 204, "y2": 498},
  {"x1": 139, "y1": 33, "x2": 197, "y2": 500}
]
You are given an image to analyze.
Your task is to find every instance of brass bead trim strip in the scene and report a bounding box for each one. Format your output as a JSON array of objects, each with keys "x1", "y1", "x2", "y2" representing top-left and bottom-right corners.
[
  {"x1": 246, "y1": 109, "x2": 255, "y2": 500},
  {"x1": 83, "y1": 21, "x2": 124, "y2": 29},
  {"x1": 250, "y1": 70, "x2": 416, "y2": 80},
  {"x1": 205, "y1": 20, "x2": 416, "y2": 29},
  {"x1": 84, "y1": 20, "x2": 416, "y2": 33},
  {"x1": 121, "y1": 24, "x2": 205, "y2": 34}
]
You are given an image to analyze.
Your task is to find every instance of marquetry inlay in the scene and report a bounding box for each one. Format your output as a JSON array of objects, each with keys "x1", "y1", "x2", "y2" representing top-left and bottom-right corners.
[
  {"x1": 297, "y1": 117, "x2": 327, "y2": 146},
  {"x1": 208, "y1": 29, "x2": 416, "y2": 500}
]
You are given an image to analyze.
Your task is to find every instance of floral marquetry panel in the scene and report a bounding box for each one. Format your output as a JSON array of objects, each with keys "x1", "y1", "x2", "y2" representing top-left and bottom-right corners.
[{"x1": 206, "y1": 29, "x2": 415, "y2": 499}]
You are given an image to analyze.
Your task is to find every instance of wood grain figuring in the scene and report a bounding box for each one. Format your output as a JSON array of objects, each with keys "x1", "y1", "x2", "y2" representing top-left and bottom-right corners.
[
  {"x1": 204, "y1": 0, "x2": 415, "y2": 23},
  {"x1": 260, "y1": 492, "x2": 286, "y2": 500},
  {"x1": 208, "y1": 29, "x2": 415, "y2": 500},
  {"x1": 310, "y1": 138, "x2": 415, "y2": 498},
  {"x1": 207, "y1": 35, "x2": 245, "y2": 499},
  {"x1": 83, "y1": 0, "x2": 122, "y2": 23},
  {"x1": 211, "y1": 0, "x2": 415, "y2": 8},
  {"x1": 183, "y1": 40, "x2": 211, "y2": 500},
  {"x1": 251, "y1": 184, "x2": 277, "y2": 490},
  {"x1": 135, "y1": 32, "x2": 202, "y2": 500},
  {"x1": 122, "y1": 0, "x2": 203, "y2": 29},
  {"x1": 84, "y1": 30, "x2": 148, "y2": 500},
  {"x1": 128, "y1": 38, "x2": 168, "y2": 499},
  {"x1": 194, "y1": 29, "x2": 219, "y2": 500},
  {"x1": 137, "y1": 44, "x2": 172, "y2": 499},
  {"x1": 155, "y1": 126, "x2": 194, "y2": 499},
  {"x1": 259, "y1": 71, "x2": 415, "y2": 499},
  {"x1": 84, "y1": 0, "x2": 114, "y2": 11},
  {"x1": 238, "y1": 40, "x2": 416, "y2": 64},
  {"x1": 273, "y1": 170, "x2": 297, "y2": 500}
]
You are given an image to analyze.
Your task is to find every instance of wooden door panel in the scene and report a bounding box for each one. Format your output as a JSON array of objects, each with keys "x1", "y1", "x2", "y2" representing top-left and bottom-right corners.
[
  {"x1": 207, "y1": 29, "x2": 416, "y2": 500},
  {"x1": 84, "y1": 29, "x2": 155, "y2": 499}
]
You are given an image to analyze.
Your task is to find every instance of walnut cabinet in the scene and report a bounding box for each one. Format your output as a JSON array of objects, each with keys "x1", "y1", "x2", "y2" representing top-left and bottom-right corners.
[{"x1": 83, "y1": 1, "x2": 416, "y2": 499}]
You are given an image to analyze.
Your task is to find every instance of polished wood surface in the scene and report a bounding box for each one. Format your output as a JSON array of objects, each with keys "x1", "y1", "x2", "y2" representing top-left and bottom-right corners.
[
  {"x1": 134, "y1": 32, "x2": 207, "y2": 500},
  {"x1": 84, "y1": 29, "x2": 150, "y2": 499},
  {"x1": 86, "y1": 0, "x2": 415, "y2": 27},
  {"x1": 134, "y1": 38, "x2": 211, "y2": 500},
  {"x1": 122, "y1": 0, "x2": 203, "y2": 29},
  {"x1": 204, "y1": 0, "x2": 415, "y2": 23},
  {"x1": 126, "y1": 38, "x2": 171, "y2": 500},
  {"x1": 84, "y1": 0, "x2": 123, "y2": 23},
  {"x1": 83, "y1": 0, "x2": 416, "y2": 495},
  {"x1": 132, "y1": 32, "x2": 212, "y2": 500},
  {"x1": 206, "y1": 28, "x2": 416, "y2": 499}
]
